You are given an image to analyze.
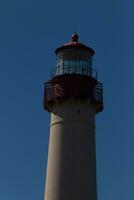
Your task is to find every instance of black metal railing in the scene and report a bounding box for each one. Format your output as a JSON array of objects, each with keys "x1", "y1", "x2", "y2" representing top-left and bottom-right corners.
[
  {"x1": 93, "y1": 83, "x2": 103, "y2": 102},
  {"x1": 44, "y1": 82, "x2": 103, "y2": 104},
  {"x1": 51, "y1": 66, "x2": 97, "y2": 79}
]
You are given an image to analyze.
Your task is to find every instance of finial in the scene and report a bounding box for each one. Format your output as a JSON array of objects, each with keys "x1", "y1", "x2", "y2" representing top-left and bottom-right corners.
[{"x1": 72, "y1": 32, "x2": 79, "y2": 42}]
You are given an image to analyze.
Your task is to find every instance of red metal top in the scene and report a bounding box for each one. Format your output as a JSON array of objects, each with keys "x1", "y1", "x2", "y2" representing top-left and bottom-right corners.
[
  {"x1": 55, "y1": 33, "x2": 95, "y2": 56},
  {"x1": 71, "y1": 33, "x2": 79, "y2": 42}
]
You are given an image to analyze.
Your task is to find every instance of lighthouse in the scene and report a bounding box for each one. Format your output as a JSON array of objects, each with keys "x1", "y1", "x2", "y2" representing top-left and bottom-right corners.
[{"x1": 43, "y1": 33, "x2": 103, "y2": 200}]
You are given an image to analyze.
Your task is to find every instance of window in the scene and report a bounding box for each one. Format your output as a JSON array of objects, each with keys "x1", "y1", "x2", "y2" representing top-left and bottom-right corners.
[
  {"x1": 57, "y1": 59, "x2": 63, "y2": 67},
  {"x1": 55, "y1": 58, "x2": 93, "y2": 76}
]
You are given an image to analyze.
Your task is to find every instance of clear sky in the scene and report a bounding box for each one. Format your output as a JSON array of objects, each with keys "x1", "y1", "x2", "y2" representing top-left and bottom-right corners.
[{"x1": 0, "y1": 0, "x2": 134, "y2": 200}]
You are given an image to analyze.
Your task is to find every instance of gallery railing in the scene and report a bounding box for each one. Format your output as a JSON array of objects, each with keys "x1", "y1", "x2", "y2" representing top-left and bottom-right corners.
[{"x1": 51, "y1": 66, "x2": 97, "y2": 79}]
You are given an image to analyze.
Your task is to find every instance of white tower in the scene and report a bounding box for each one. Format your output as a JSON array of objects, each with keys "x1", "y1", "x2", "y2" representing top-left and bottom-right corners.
[{"x1": 43, "y1": 33, "x2": 103, "y2": 200}]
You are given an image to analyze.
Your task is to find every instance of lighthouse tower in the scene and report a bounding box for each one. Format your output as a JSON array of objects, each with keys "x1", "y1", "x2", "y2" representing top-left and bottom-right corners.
[{"x1": 43, "y1": 33, "x2": 103, "y2": 200}]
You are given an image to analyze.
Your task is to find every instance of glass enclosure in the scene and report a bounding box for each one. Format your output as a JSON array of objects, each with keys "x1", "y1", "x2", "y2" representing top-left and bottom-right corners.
[{"x1": 52, "y1": 48, "x2": 97, "y2": 78}]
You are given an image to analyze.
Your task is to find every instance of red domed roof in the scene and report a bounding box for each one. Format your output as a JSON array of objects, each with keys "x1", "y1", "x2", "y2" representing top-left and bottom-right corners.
[{"x1": 55, "y1": 33, "x2": 95, "y2": 56}]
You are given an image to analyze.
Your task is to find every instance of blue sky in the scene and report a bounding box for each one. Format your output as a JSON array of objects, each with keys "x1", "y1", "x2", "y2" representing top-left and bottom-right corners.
[{"x1": 0, "y1": 0, "x2": 134, "y2": 200}]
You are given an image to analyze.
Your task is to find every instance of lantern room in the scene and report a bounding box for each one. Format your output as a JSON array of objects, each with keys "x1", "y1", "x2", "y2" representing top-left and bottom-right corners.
[{"x1": 52, "y1": 33, "x2": 97, "y2": 78}]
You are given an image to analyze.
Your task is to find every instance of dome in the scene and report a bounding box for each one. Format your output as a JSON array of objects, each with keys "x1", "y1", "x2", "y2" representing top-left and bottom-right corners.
[{"x1": 55, "y1": 33, "x2": 95, "y2": 56}]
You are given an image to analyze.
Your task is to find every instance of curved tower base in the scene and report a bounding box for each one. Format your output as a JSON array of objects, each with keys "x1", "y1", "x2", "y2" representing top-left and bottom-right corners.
[{"x1": 44, "y1": 100, "x2": 97, "y2": 200}]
